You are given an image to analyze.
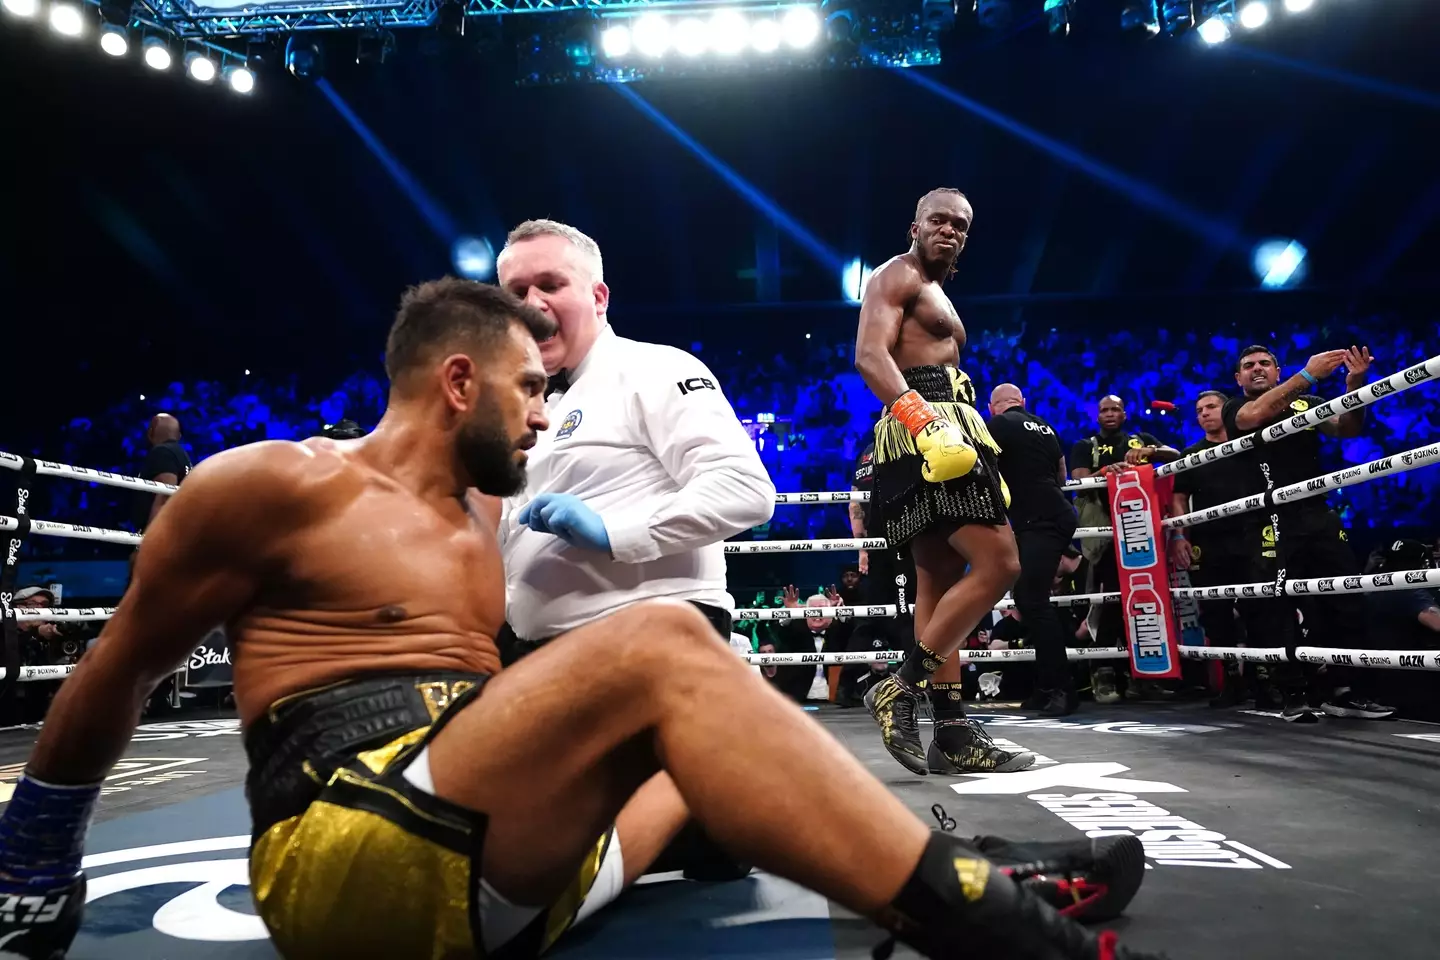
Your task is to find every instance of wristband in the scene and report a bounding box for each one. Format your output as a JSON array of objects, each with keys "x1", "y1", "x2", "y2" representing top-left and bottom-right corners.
[
  {"x1": 0, "y1": 775, "x2": 101, "y2": 886},
  {"x1": 1299, "y1": 369, "x2": 1319, "y2": 386}
]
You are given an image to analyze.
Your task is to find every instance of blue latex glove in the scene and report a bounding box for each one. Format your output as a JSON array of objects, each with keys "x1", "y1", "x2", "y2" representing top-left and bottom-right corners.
[{"x1": 516, "y1": 493, "x2": 611, "y2": 553}]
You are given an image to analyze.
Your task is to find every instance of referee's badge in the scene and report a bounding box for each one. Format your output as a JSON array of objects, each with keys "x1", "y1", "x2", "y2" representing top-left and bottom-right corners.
[{"x1": 556, "y1": 410, "x2": 583, "y2": 440}]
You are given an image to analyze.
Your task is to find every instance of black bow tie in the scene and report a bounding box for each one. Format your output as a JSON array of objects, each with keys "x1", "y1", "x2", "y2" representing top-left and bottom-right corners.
[{"x1": 547, "y1": 370, "x2": 571, "y2": 397}]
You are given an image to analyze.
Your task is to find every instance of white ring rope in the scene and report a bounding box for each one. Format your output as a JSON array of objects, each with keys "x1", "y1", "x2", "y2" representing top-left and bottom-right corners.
[
  {"x1": 0, "y1": 514, "x2": 142, "y2": 546},
  {"x1": 1166, "y1": 439, "x2": 1440, "y2": 531},
  {"x1": 0, "y1": 452, "x2": 179, "y2": 495},
  {"x1": 1157, "y1": 353, "x2": 1440, "y2": 480}
]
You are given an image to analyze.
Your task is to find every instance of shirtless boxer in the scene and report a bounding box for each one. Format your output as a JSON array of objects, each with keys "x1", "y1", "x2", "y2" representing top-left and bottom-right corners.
[
  {"x1": 0, "y1": 278, "x2": 1159, "y2": 960},
  {"x1": 854, "y1": 188, "x2": 1033, "y2": 776}
]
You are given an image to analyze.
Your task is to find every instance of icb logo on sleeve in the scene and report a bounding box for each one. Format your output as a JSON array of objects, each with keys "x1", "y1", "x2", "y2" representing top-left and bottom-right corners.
[{"x1": 555, "y1": 410, "x2": 583, "y2": 440}]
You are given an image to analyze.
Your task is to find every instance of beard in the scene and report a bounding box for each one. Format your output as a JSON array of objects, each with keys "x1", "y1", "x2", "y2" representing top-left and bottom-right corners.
[{"x1": 458, "y1": 401, "x2": 528, "y2": 497}]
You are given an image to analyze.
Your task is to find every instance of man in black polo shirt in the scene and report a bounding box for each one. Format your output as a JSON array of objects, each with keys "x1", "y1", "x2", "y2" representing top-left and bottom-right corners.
[
  {"x1": 131, "y1": 413, "x2": 192, "y2": 534},
  {"x1": 988, "y1": 383, "x2": 1078, "y2": 715},
  {"x1": 1222, "y1": 343, "x2": 1393, "y2": 721},
  {"x1": 1170, "y1": 390, "x2": 1255, "y2": 702},
  {"x1": 1069, "y1": 395, "x2": 1179, "y2": 702},
  {"x1": 840, "y1": 438, "x2": 917, "y2": 705}
]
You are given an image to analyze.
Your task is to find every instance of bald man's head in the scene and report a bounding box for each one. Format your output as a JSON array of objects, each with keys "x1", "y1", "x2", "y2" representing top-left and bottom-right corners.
[
  {"x1": 1097, "y1": 395, "x2": 1126, "y2": 431},
  {"x1": 989, "y1": 383, "x2": 1025, "y2": 416},
  {"x1": 146, "y1": 413, "x2": 181, "y2": 445}
]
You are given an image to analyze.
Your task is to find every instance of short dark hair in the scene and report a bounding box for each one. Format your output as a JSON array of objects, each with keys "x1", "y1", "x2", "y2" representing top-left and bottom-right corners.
[
  {"x1": 915, "y1": 187, "x2": 969, "y2": 221},
  {"x1": 1196, "y1": 389, "x2": 1227, "y2": 404},
  {"x1": 1235, "y1": 345, "x2": 1278, "y2": 372},
  {"x1": 384, "y1": 277, "x2": 555, "y2": 385}
]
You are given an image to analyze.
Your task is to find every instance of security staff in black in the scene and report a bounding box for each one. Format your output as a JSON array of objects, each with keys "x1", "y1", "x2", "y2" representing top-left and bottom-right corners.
[
  {"x1": 1170, "y1": 391, "x2": 1255, "y2": 650},
  {"x1": 130, "y1": 413, "x2": 192, "y2": 534},
  {"x1": 1068, "y1": 395, "x2": 1178, "y2": 701},
  {"x1": 1222, "y1": 343, "x2": 1393, "y2": 721},
  {"x1": 844, "y1": 439, "x2": 917, "y2": 701},
  {"x1": 986, "y1": 384, "x2": 1078, "y2": 716}
]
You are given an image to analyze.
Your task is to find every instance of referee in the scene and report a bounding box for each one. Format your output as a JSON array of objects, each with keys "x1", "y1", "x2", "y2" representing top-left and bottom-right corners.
[
  {"x1": 987, "y1": 384, "x2": 1078, "y2": 716},
  {"x1": 494, "y1": 219, "x2": 776, "y2": 888}
]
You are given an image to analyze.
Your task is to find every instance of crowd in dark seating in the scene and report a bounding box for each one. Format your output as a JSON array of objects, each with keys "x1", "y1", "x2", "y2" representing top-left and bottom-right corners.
[{"x1": 20, "y1": 315, "x2": 1440, "y2": 578}]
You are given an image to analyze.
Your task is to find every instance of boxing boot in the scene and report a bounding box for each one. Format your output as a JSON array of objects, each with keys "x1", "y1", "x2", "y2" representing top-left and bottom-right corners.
[
  {"x1": 0, "y1": 873, "x2": 87, "y2": 959},
  {"x1": 927, "y1": 718, "x2": 1035, "y2": 774},
  {"x1": 864, "y1": 675, "x2": 928, "y2": 776},
  {"x1": 874, "y1": 831, "x2": 1166, "y2": 960},
  {"x1": 890, "y1": 391, "x2": 977, "y2": 483},
  {"x1": 922, "y1": 804, "x2": 1145, "y2": 925}
]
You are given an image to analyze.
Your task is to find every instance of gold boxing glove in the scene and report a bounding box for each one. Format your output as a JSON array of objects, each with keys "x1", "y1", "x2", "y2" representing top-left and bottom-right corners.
[{"x1": 891, "y1": 390, "x2": 977, "y2": 483}]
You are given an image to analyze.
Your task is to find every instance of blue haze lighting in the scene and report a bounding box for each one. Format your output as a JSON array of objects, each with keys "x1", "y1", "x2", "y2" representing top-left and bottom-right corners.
[{"x1": 841, "y1": 259, "x2": 873, "y2": 303}]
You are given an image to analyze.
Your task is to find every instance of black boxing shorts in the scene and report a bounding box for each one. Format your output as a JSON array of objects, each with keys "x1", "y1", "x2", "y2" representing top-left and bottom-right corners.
[
  {"x1": 244, "y1": 672, "x2": 624, "y2": 959},
  {"x1": 871, "y1": 365, "x2": 1009, "y2": 547}
]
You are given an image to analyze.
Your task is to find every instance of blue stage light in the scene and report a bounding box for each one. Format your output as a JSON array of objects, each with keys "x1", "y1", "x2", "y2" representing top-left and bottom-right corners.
[
  {"x1": 452, "y1": 236, "x2": 495, "y2": 280},
  {"x1": 1252, "y1": 238, "x2": 1307, "y2": 289}
]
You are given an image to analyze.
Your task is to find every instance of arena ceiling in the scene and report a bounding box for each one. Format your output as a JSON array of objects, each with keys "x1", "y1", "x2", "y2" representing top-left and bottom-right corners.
[{"x1": 1, "y1": 0, "x2": 1435, "y2": 433}]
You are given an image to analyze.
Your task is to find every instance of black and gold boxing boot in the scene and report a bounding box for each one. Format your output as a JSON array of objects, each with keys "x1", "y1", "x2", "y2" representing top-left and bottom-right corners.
[
  {"x1": 864, "y1": 674, "x2": 928, "y2": 776},
  {"x1": 873, "y1": 830, "x2": 1167, "y2": 960},
  {"x1": 927, "y1": 718, "x2": 1035, "y2": 774}
]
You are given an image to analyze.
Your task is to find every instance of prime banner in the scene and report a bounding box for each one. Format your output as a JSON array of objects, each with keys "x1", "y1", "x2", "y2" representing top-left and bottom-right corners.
[{"x1": 1107, "y1": 465, "x2": 1182, "y2": 680}]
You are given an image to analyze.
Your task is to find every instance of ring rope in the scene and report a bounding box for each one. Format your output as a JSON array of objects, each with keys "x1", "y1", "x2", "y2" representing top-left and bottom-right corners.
[
  {"x1": 0, "y1": 515, "x2": 142, "y2": 546},
  {"x1": 1156, "y1": 354, "x2": 1439, "y2": 480},
  {"x1": 736, "y1": 646, "x2": 1440, "y2": 671},
  {"x1": 0, "y1": 452, "x2": 179, "y2": 495},
  {"x1": 1166, "y1": 439, "x2": 1440, "y2": 531}
]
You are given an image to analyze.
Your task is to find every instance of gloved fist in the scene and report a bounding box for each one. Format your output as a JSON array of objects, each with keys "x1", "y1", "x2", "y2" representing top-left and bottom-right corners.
[
  {"x1": 516, "y1": 493, "x2": 611, "y2": 554},
  {"x1": 891, "y1": 390, "x2": 977, "y2": 484},
  {"x1": 0, "y1": 873, "x2": 87, "y2": 959},
  {"x1": 915, "y1": 420, "x2": 977, "y2": 483}
]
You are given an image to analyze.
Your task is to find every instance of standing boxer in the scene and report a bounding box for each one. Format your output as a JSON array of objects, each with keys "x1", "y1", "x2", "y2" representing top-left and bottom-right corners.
[
  {"x1": 854, "y1": 188, "x2": 1032, "y2": 776},
  {"x1": 986, "y1": 384, "x2": 1079, "y2": 718}
]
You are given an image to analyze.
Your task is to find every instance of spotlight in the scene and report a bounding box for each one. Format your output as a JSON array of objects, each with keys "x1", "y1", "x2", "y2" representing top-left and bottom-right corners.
[
  {"x1": 186, "y1": 52, "x2": 217, "y2": 82},
  {"x1": 599, "y1": 24, "x2": 631, "y2": 58},
  {"x1": 710, "y1": 9, "x2": 749, "y2": 55},
  {"x1": 99, "y1": 24, "x2": 128, "y2": 56},
  {"x1": 1160, "y1": 0, "x2": 1194, "y2": 35},
  {"x1": 631, "y1": 13, "x2": 670, "y2": 57},
  {"x1": 1044, "y1": 0, "x2": 1074, "y2": 36},
  {"x1": 1120, "y1": 2, "x2": 1160, "y2": 36},
  {"x1": 2, "y1": 0, "x2": 39, "y2": 18},
  {"x1": 452, "y1": 236, "x2": 495, "y2": 281},
  {"x1": 1196, "y1": 16, "x2": 1230, "y2": 43},
  {"x1": 1283, "y1": 0, "x2": 1312, "y2": 9},
  {"x1": 225, "y1": 65, "x2": 255, "y2": 94},
  {"x1": 841, "y1": 259, "x2": 873, "y2": 304},
  {"x1": 1253, "y1": 238, "x2": 1307, "y2": 289},
  {"x1": 245, "y1": 39, "x2": 277, "y2": 73},
  {"x1": 673, "y1": 17, "x2": 707, "y2": 56},
  {"x1": 356, "y1": 29, "x2": 396, "y2": 65},
  {"x1": 1238, "y1": 0, "x2": 1268, "y2": 28},
  {"x1": 750, "y1": 18, "x2": 781, "y2": 52},
  {"x1": 143, "y1": 36, "x2": 172, "y2": 69},
  {"x1": 48, "y1": 2, "x2": 84, "y2": 36},
  {"x1": 285, "y1": 35, "x2": 325, "y2": 79},
  {"x1": 781, "y1": 6, "x2": 820, "y2": 48}
]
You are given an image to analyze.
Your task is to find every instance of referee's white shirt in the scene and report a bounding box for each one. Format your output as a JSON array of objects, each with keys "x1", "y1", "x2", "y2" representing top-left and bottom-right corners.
[{"x1": 501, "y1": 325, "x2": 776, "y2": 639}]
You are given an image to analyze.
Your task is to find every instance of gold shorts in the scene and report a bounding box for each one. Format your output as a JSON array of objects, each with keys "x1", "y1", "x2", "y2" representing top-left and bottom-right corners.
[{"x1": 245, "y1": 673, "x2": 624, "y2": 960}]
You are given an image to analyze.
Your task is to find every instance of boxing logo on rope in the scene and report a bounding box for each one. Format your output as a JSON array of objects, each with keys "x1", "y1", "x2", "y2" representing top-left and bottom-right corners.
[{"x1": 1402, "y1": 367, "x2": 1432, "y2": 385}]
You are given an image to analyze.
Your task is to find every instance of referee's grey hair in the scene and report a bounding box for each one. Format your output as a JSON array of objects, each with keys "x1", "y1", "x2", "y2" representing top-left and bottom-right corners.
[{"x1": 501, "y1": 219, "x2": 604, "y2": 283}]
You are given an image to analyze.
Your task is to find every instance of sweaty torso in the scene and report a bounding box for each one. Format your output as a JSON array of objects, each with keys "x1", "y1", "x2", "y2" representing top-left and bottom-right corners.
[
  {"x1": 890, "y1": 254, "x2": 963, "y2": 372},
  {"x1": 231, "y1": 460, "x2": 503, "y2": 726}
]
